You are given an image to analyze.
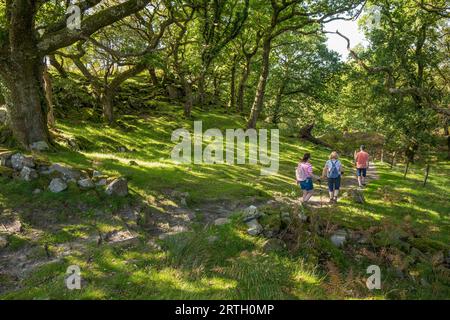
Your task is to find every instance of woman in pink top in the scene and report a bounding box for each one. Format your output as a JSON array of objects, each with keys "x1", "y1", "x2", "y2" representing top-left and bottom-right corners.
[{"x1": 296, "y1": 153, "x2": 316, "y2": 203}]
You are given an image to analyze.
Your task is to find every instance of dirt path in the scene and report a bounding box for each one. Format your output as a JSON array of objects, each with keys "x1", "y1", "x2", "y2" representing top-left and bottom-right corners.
[{"x1": 304, "y1": 163, "x2": 379, "y2": 207}]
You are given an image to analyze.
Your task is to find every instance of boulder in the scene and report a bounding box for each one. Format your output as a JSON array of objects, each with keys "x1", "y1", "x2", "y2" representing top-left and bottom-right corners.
[
  {"x1": 298, "y1": 213, "x2": 308, "y2": 222},
  {"x1": 33, "y1": 188, "x2": 42, "y2": 195},
  {"x1": 49, "y1": 178, "x2": 68, "y2": 193},
  {"x1": 214, "y1": 218, "x2": 230, "y2": 226},
  {"x1": 47, "y1": 163, "x2": 81, "y2": 181},
  {"x1": 0, "y1": 217, "x2": 22, "y2": 234},
  {"x1": 348, "y1": 188, "x2": 365, "y2": 204},
  {"x1": 77, "y1": 178, "x2": 95, "y2": 189},
  {"x1": 30, "y1": 141, "x2": 49, "y2": 152},
  {"x1": 147, "y1": 239, "x2": 162, "y2": 251},
  {"x1": 20, "y1": 166, "x2": 38, "y2": 181},
  {"x1": 104, "y1": 230, "x2": 139, "y2": 247},
  {"x1": 11, "y1": 153, "x2": 35, "y2": 171},
  {"x1": 207, "y1": 235, "x2": 219, "y2": 243},
  {"x1": 242, "y1": 205, "x2": 261, "y2": 222},
  {"x1": 262, "y1": 238, "x2": 286, "y2": 253},
  {"x1": 92, "y1": 170, "x2": 103, "y2": 177},
  {"x1": 246, "y1": 219, "x2": 263, "y2": 236},
  {"x1": 330, "y1": 229, "x2": 347, "y2": 247},
  {"x1": 95, "y1": 178, "x2": 107, "y2": 186},
  {"x1": 0, "y1": 151, "x2": 13, "y2": 167},
  {"x1": 105, "y1": 178, "x2": 128, "y2": 196}
]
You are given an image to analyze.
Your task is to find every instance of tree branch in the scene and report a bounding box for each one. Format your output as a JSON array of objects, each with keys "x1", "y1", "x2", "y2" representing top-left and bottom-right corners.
[{"x1": 37, "y1": 0, "x2": 151, "y2": 55}]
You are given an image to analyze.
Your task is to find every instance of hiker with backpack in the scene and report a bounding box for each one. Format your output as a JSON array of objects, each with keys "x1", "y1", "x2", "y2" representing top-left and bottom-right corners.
[
  {"x1": 322, "y1": 151, "x2": 344, "y2": 203},
  {"x1": 355, "y1": 145, "x2": 370, "y2": 187},
  {"x1": 296, "y1": 153, "x2": 321, "y2": 203}
]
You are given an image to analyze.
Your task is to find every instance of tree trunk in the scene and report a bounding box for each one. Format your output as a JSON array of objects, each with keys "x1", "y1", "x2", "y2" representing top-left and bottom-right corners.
[
  {"x1": 390, "y1": 151, "x2": 396, "y2": 169},
  {"x1": 183, "y1": 79, "x2": 193, "y2": 118},
  {"x1": 247, "y1": 38, "x2": 271, "y2": 129},
  {"x1": 447, "y1": 135, "x2": 450, "y2": 160},
  {"x1": 213, "y1": 76, "x2": 220, "y2": 106},
  {"x1": 405, "y1": 143, "x2": 418, "y2": 163},
  {"x1": 228, "y1": 56, "x2": 237, "y2": 113},
  {"x1": 298, "y1": 123, "x2": 331, "y2": 147},
  {"x1": 0, "y1": 1, "x2": 50, "y2": 149},
  {"x1": 43, "y1": 63, "x2": 56, "y2": 128},
  {"x1": 198, "y1": 69, "x2": 207, "y2": 107},
  {"x1": 423, "y1": 164, "x2": 430, "y2": 187},
  {"x1": 148, "y1": 67, "x2": 159, "y2": 86},
  {"x1": 237, "y1": 58, "x2": 252, "y2": 113},
  {"x1": 3, "y1": 57, "x2": 50, "y2": 149},
  {"x1": 403, "y1": 160, "x2": 410, "y2": 178},
  {"x1": 272, "y1": 80, "x2": 286, "y2": 125},
  {"x1": 101, "y1": 90, "x2": 114, "y2": 124}
]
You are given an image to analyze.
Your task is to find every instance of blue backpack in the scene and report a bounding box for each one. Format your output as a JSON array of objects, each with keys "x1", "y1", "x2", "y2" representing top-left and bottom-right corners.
[{"x1": 328, "y1": 160, "x2": 340, "y2": 179}]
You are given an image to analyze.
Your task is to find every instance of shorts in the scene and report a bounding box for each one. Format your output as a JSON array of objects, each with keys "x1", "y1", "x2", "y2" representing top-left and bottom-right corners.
[
  {"x1": 299, "y1": 178, "x2": 313, "y2": 191},
  {"x1": 357, "y1": 168, "x2": 367, "y2": 177},
  {"x1": 328, "y1": 176, "x2": 341, "y2": 191}
]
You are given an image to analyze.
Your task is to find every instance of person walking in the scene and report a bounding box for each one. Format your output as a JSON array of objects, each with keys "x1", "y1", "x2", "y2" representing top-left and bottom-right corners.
[
  {"x1": 296, "y1": 153, "x2": 320, "y2": 203},
  {"x1": 322, "y1": 151, "x2": 344, "y2": 203},
  {"x1": 355, "y1": 145, "x2": 370, "y2": 187}
]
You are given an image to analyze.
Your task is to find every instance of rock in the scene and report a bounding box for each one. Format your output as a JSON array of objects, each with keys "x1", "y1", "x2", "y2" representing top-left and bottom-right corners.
[
  {"x1": 77, "y1": 178, "x2": 95, "y2": 189},
  {"x1": 30, "y1": 141, "x2": 49, "y2": 152},
  {"x1": 298, "y1": 213, "x2": 308, "y2": 222},
  {"x1": 48, "y1": 178, "x2": 68, "y2": 193},
  {"x1": 33, "y1": 188, "x2": 42, "y2": 195},
  {"x1": 104, "y1": 230, "x2": 139, "y2": 247},
  {"x1": 0, "y1": 217, "x2": 22, "y2": 234},
  {"x1": 263, "y1": 230, "x2": 277, "y2": 238},
  {"x1": 20, "y1": 166, "x2": 38, "y2": 181},
  {"x1": 147, "y1": 239, "x2": 162, "y2": 251},
  {"x1": 207, "y1": 235, "x2": 219, "y2": 243},
  {"x1": 420, "y1": 278, "x2": 430, "y2": 287},
  {"x1": 242, "y1": 205, "x2": 261, "y2": 222},
  {"x1": 281, "y1": 212, "x2": 292, "y2": 225},
  {"x1": 246, "y1": 219, "x2": 263, "y2": 236},
  {"x1": 92, "y1": 170, "x2": 103, "y2": 177},
  {"x1": 47, "y1": 163, "x2": 81, "y2": 181},
  {"x1": 214, "y1": 218, "x2": 230, "y2": 226},
  {"x1": 95, "y1": 178, "x2": 107, "y2": 186},
  {"x1": 105, "y1": 178, "x2": 128, "y2": 196},
  {"x1": 0, "y1": 235, "x2": 8, "y2": 248},
  {"x1": 0, "y1": 151, "x2": 13, "y2": 167},
  {"x1": 330, "y1": 230, "x2": 347, "y2": 247},
  {"x1": 11, "y1": 153, "x2": 35, "y2": 171},
  {"x1": 262, "y1": 238, "x2": 286, "y2": 253},
  {"x1": 158, "y1": 233, "x2": 170, "y2": 240},
  {"x1": 349, "y1": 188, "x2": 365, "y2": 204}
]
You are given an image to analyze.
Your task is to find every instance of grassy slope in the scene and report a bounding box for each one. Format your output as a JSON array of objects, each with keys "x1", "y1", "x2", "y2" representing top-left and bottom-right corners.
[{"x1": 0, "y1": 103, "x2": 449, "y2": 299}]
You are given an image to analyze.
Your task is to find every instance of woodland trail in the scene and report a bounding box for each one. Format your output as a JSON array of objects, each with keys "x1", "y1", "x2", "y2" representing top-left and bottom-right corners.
[{"x1": 305, "y1": 163, "x2": 379, "y2": 208}]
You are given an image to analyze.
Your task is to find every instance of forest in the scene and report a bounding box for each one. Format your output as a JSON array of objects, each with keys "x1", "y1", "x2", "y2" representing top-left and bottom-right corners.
[{"x1": 0, "y1": 0, "x2": 449, "y2": 300}]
